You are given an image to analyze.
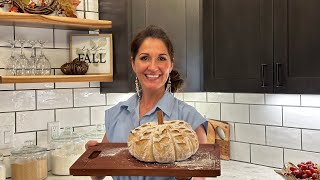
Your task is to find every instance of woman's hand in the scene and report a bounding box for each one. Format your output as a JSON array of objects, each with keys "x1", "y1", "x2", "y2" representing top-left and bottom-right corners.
[{"x1": 85, "y1": 140, "x2": 99, "y2": 150}]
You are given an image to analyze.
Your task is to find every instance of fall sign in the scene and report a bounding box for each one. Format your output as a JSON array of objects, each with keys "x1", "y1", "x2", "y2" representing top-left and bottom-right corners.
[{"x1": 70, "y1": 34, "x2": 113, "y2": 74}]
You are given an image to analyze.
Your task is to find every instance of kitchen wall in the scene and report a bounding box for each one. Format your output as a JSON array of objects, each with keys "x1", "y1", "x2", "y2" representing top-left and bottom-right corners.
[{"x1": 1, "y1": 2, "x2": 320, "y2": 180}]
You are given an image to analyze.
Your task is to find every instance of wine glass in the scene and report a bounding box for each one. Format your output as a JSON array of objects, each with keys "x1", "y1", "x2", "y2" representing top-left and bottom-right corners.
[
  {"x1": 5, "y1": 40, "x2": 17, "y2": 76},
  {"x1": 28, "y1": 40, "x2": 37, "y2": 76},
  {"x1": 16, "y1": 39, "x2": 29, "y2": 76},
  {"x1": 35, "y1": 40, "x2": 51, "y2": 75}
]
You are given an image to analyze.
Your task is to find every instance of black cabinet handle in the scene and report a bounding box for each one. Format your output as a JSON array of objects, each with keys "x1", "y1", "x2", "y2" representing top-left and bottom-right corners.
[
  {"x1": 261, "y1": 64, "x2": 267, "y2": 87},
  {"x1": 276, "y1": 63, "x2": 282, "y2": 87}
]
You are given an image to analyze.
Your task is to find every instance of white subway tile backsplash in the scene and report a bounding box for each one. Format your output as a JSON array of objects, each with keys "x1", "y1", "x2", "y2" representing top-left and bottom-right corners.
[
  {"x1": 0, "y1": 112, "x2": 15, "y2": 126},
  {"x1": 250, "y1": 105, "x2": 282, "y2": 126},
  {"x1": 0, "y1": 83, "x2": 14, "y2": 90},
  {"x1": 76, "y1": 11, "x2": 85, "y2": 19},
  {"x1": 207, "y1": 92, "x2": 234, "y2": 103},
  {"x1": 16, "y1": 83, "x2": 54, "y2": 90},
  {"x1": 183, "y1": 92, "x2": 206, "y2": 102},
  {"x1": 221, "y1": 104, "x2": 249, "y2": 123},
  {"x1": 91, "y1": 105, "x2": 112, "y2": 125},
  {"x1": 235, "y1": 123, "x2": 265, "y2": 144},
  {"x1": 284, "y1": 149, "x2": 320, "y2": 165},
  {"x1": 302, "y1": 129, "x2": 320, "y2": 152},
  {"x1": 86, "y1": 12, "x2": 99, "y2": 20},
  {"x1": 85, "y1": 0, "x2": 99, "y2": 12},
  {"x1": 106, "y1": 93, "x2": 135, "y2": 105},
  {"x1": 230, "y1": 141, "x2": 250, "y2": 162},
  {"x1": 283, "y1": 106, "x2": 320, "y2": 129},
  {"x1": 56, "y1": 107, "x2": 90, "y2": 127},
  {"x1": 37, "y1": 89, "x2": 73, "y2": 109},
  {"x1": 266, "y1": 126, "x2": 301, "y2": 149},
  {"x1": 251, "y1": 145, "x2": 283, "y2": 168},
  {"x1": 229, "y1": 122, "x2": 235, "y2": 141},
  {"x1": 0, "y1": 26, "x2": 14, "y2": 46},
  {"x1": 301, "y1": 94, "x2": 320, "y2": 107},
  {"x1": 265, "y1": 94, "x2": 300, "y2": 106},
  {"x1": 55, "y1": 82, "x2": 90, "y2": 88},
  {"x1": 195, "y1": 102, "x2": 220, "y2": 120},
  {"x1": 0, "y1": 90, "x2": 35, "y2": 112},
  {"x1": 0, "y1": 47, "x2": 11, "y2": 68},
  {"x1": 16, "y1": 110, "x2": 54, "y2": 132},
  {"x1": 74, "y1": 88, "x2": 106, "y2": 107},
  {"x1": 15, "y1": 27, "x2": 54, "y2": 48},
  {"x1": 235, "y1": 93, "x2": 264, "y2": 104},
  {"x1": 54, "y1": 29, "x2": 88, "y2": 48}
]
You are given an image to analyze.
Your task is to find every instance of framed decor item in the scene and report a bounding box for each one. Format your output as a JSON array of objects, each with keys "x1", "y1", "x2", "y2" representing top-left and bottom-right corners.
[{"x1": 70, "y1": 34, "x2": 113, "y2": 75}]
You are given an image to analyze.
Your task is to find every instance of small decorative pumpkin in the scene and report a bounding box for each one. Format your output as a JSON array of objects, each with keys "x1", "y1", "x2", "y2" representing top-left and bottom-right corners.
[
  {"x1": 128, "y1": 120, "x2": 199, "y2": 163},
  {"x1": 60, "y1": 58, "x2": 89, "y2": 75}
]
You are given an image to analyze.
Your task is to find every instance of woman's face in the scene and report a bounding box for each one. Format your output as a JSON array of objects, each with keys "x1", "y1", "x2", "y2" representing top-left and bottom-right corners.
[{"x1": 132, "y1": 37, "x2": 173, "y2": 93}]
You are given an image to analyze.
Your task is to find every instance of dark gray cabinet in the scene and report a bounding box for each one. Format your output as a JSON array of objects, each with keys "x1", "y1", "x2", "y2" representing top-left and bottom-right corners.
[
  {"x1": 100, "y1": 0, "x2": 203, "y2": 93},
  {"x1": 203, "y1": 0, "x2": 273, "y2": 93},
  {"x1": 274, "y1": 0, "x2": 320, "y2": 93},
  {"x1": 204, "y1": 0, "x2": 320, "y2": 94}
]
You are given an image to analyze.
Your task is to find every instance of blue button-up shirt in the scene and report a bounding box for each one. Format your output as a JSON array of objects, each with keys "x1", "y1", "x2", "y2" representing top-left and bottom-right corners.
[{"x1": 105, "y1": 91, "x2": 207, "y2": 180}]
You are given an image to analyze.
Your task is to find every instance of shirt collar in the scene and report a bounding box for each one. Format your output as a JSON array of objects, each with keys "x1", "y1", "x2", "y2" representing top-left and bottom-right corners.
[
  {"x1": 120, "y1": 91, "x2": 175, "y2": 116},
  {"x1": 156, "y1": 91, "x2": 175, "y2": 117},
  {"x1": 120, "y1": 93, "x2": 139, "y2": 113}
]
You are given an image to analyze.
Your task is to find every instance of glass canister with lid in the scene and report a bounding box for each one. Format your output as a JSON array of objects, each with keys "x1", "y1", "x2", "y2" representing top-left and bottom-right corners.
[
  {"x1": 0, "y1": 153, "x2": 6, "y2": 180},
  {"x1": 84, "y1": 124, "x2": 105, "y2": 142},
  {"x1": 10, "y1": 140, "x2": 48, "y2": 180},
  {"x1": 50, "y1": 127, "x2": 85, "y2": 175}
]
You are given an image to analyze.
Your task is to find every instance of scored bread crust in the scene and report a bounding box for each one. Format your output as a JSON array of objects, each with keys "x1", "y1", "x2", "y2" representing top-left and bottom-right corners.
[{"x1": 127, "y1": 120, "x2": 199, "y2": 163}]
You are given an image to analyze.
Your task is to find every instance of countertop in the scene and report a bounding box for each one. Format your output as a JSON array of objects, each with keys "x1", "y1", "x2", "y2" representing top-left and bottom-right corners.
[{"x1": 42, "y1": 160, "x2": 283, "y2": 180}]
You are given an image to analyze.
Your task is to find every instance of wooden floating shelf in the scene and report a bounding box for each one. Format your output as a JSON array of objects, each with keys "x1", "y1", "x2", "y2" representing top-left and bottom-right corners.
[
  {"x1": 0, "y1": 74, "x2": 113, "y2": 83},
  {"x1": 0, "y1": 12, "x2": 112, "y2": 30}
]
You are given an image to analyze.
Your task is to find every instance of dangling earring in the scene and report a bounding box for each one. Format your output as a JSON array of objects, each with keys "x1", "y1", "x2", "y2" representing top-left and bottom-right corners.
[
  {"x1": 135, "y1": 77, "x2": 141, "y2": 99},
  {"x1": 166, "y1": 76, "x2": 171, "y2": 93}
]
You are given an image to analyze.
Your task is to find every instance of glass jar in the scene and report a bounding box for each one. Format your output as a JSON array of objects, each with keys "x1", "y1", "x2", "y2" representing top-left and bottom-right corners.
[
  {"x1": 50, "y1": 127, "x2": 85, "y2": 175},
  {"x1": 84, "y1": 124, "x2": 105, "y2": 142},
  {"x1": 10, "y1": 140, "x2": 47, "y2": 180},
  {"x1": 0, "y1": 153, "x2": 6, "y2": 180}
]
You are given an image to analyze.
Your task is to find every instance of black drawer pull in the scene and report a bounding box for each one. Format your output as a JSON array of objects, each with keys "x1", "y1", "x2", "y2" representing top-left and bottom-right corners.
[
  {"x1": 276, "y1": 63, "x2": 282, "y2": 87},
  {"x1": 261, "y1": 64, "x2": 267, "y2": 87}
]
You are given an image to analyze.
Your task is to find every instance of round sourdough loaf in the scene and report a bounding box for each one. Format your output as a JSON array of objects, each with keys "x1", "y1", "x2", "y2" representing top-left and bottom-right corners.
[{"x1": 127, "y1": 120, "x2": 199, "y2": 163}]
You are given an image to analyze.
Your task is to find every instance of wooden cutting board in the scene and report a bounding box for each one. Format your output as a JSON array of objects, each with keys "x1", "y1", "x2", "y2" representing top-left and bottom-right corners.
[
  {"x1": 70, "y1": 143, "x2": 221, "y2": 177},
  {"x1": 207, "y1": 119, "x2": 230, "y2": 160}
]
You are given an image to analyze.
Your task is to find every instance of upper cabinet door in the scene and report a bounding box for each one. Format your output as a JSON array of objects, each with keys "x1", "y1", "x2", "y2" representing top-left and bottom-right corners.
[
  {"x1": 132, "y1": 0, "x2": 203, "y2": 92},
  {"x1": 203, "y1": 0, "x2": 273, "y2": 93},
  {"x1": 274, "y1": 0, "x2": 320, "y2": 94}
]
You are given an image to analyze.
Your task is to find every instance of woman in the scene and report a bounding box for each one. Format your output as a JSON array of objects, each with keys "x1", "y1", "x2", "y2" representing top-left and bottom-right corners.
[{"x1": 87, "y1": 25, "x2": 208, "y2": 180}]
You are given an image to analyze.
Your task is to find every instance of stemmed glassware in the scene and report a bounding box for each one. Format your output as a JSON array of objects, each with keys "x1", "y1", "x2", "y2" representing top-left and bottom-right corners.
[
  {"x1": 5, "y1": 40, "x2": 17, "y2": 76},
  {"x1": 28, "y1": 40, "x2": 37, "y2": 76},
  {"x1": 35, "y1": 40, "x2": 51, "y2": 75},
  {"x1": 16, "y1": 39, "x2": 29, "y2": 76}
]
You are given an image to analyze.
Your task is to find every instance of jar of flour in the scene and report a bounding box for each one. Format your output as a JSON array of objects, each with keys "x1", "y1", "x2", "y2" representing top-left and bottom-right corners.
[
  {"x1": 0, "y1": 153, "x2": 6, "y2": 180},
  {"x1": 50, "y1": 127, "x2": 85, "y2": 175}
]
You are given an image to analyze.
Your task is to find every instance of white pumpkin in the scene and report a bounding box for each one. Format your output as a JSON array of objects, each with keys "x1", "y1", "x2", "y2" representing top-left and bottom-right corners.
[{"x1": 127, "y1": 120, "x2": 199, "y2": 163}]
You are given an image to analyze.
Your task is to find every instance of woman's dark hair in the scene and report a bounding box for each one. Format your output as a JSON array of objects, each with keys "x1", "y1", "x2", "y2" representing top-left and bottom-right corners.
[{"x1": 131, "y1": 25, "x2": 184, "y2": 92}]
